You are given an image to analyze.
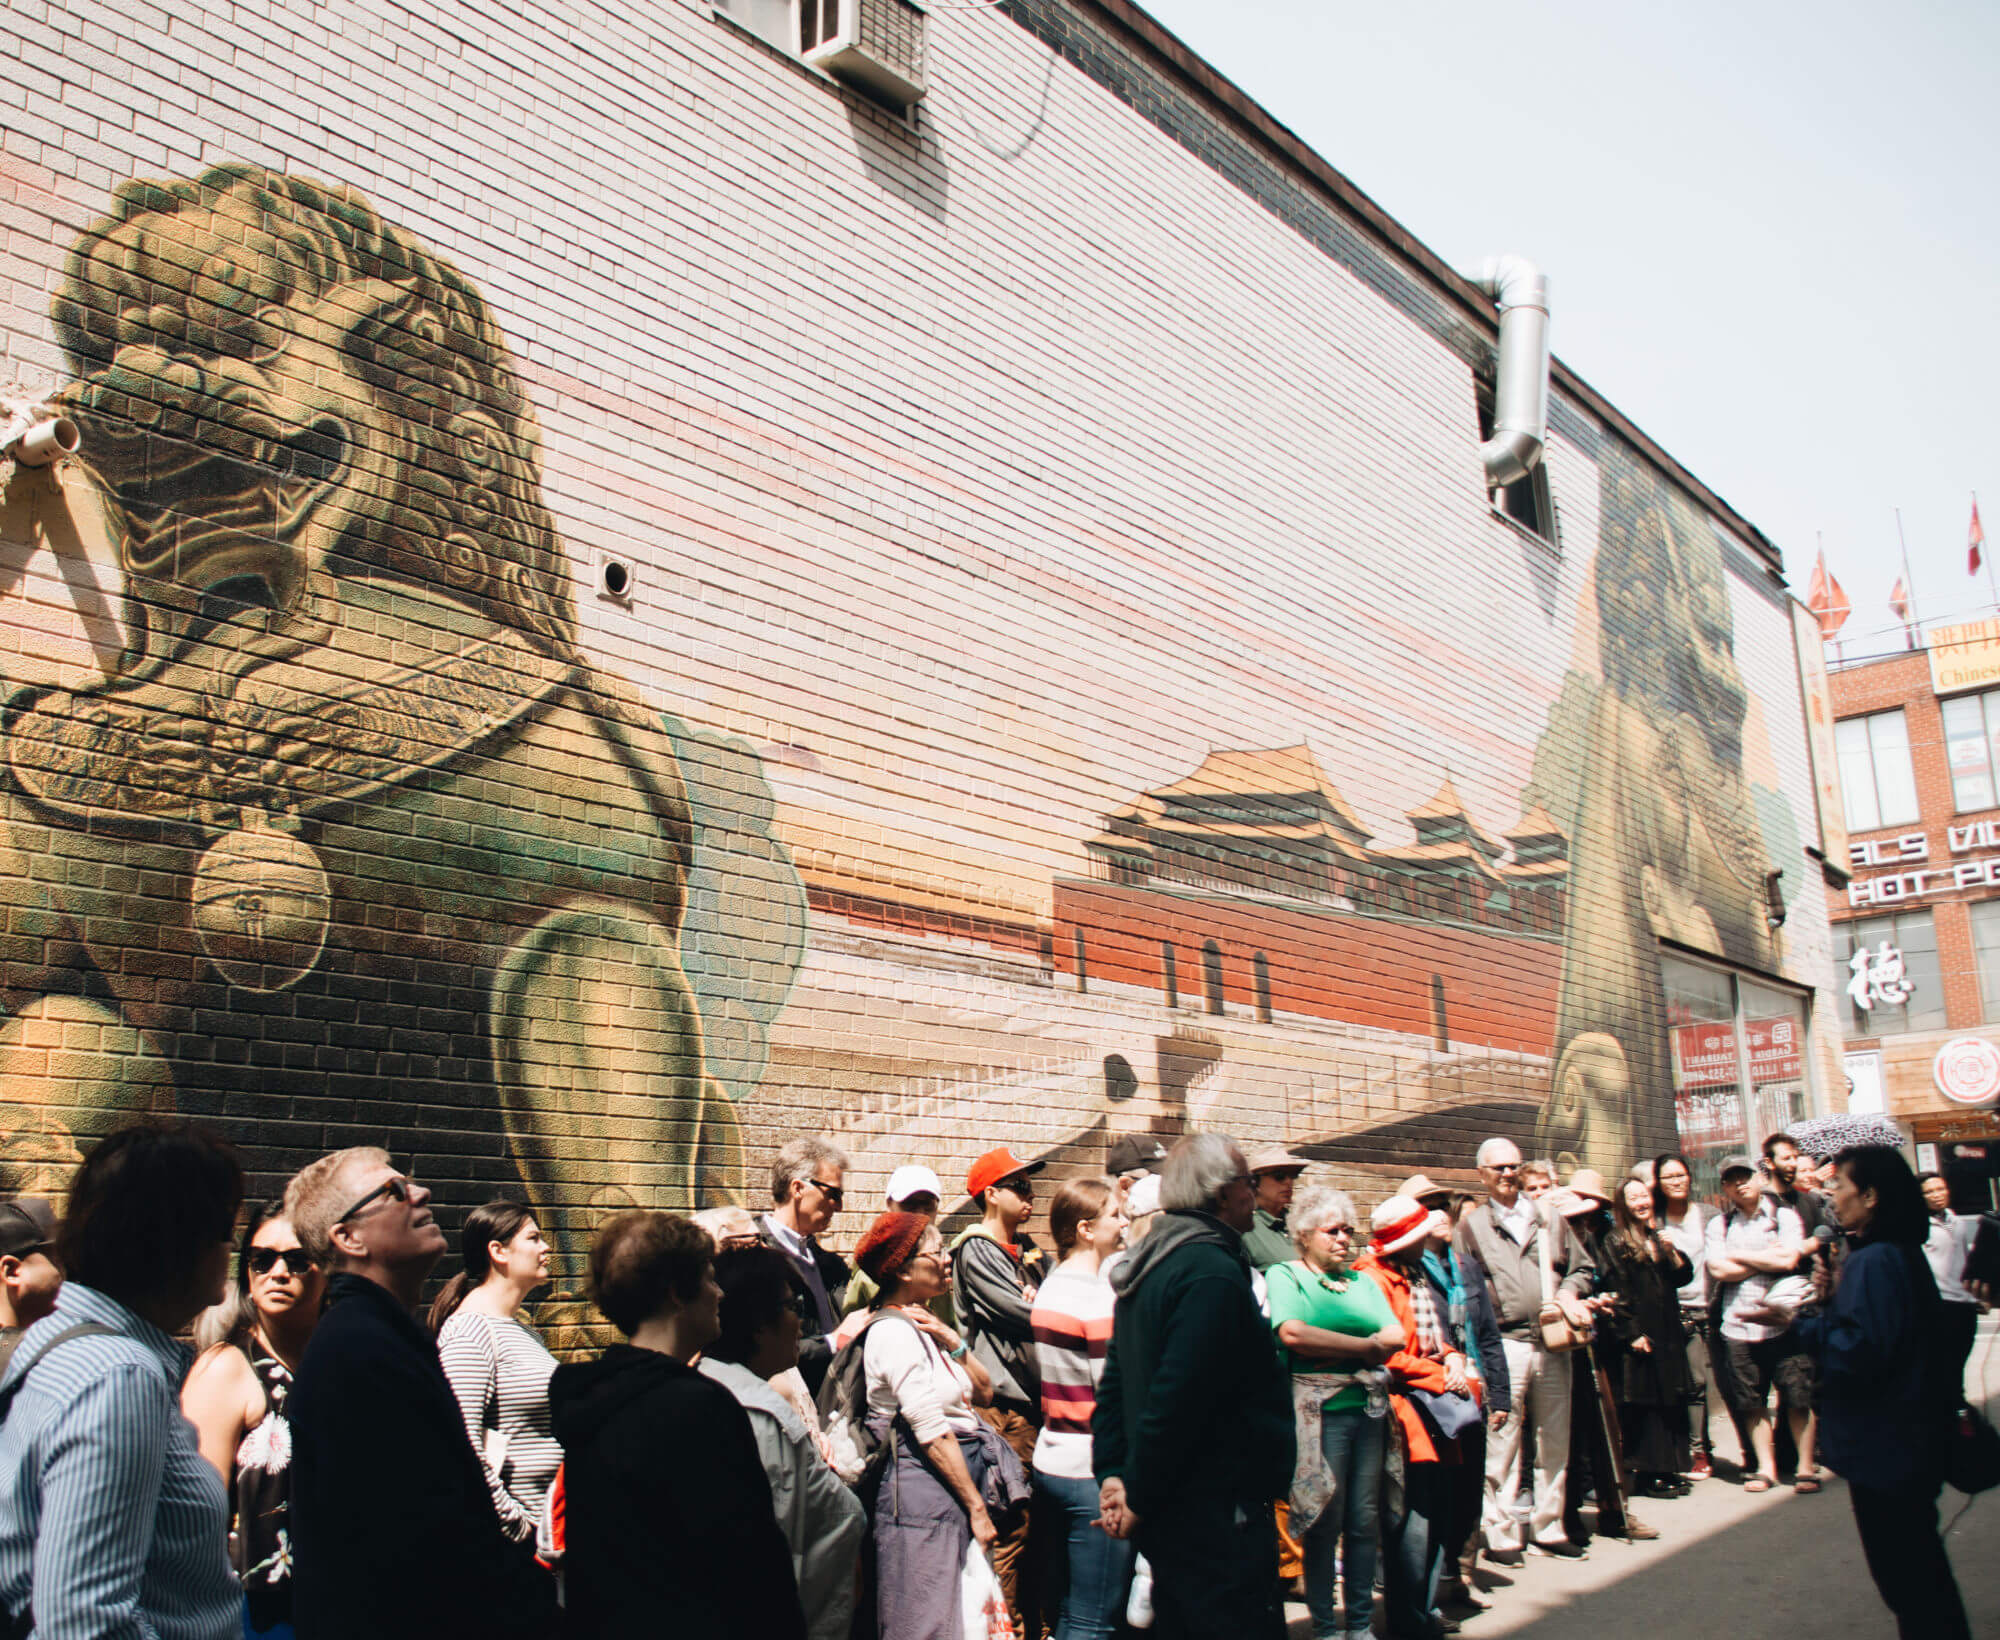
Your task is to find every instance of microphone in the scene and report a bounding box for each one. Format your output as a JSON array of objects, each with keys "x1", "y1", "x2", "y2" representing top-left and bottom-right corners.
[{"x1": 1812, "y1": 1223, "x2": 1835, "y2": 1272}]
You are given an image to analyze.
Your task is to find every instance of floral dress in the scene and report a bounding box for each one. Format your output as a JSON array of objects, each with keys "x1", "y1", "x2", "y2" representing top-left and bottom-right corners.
[{"x1": 232, "y1": 1336, "x2": 296, "y2": 1633}]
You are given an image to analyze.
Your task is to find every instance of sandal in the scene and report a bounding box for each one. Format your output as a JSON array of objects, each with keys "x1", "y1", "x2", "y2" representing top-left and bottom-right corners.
[
  {"x1": 1743, "y1": 1475, "x2": 1774, "y2": 1493},
  {"x1": 1794, "y1": 1476, "x2": 1822, "y2": 1494}
]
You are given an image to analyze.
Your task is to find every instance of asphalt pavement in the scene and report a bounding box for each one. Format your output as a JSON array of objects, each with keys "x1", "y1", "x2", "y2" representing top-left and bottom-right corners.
[{"x1": 1286, "y1": 1314, "x2": 2000, "y2": 1639}]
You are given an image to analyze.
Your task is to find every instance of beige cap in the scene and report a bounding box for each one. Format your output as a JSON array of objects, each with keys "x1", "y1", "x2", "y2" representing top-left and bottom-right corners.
[{"x1": 1247, "y1": 1146, "x2": 1307, "y2": 1177}]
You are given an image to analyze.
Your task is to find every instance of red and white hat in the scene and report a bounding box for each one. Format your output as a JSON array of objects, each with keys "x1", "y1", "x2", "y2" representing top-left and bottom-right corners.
[{"x1": 1369, "y1": 1195, "x2": 1446, "y2": 1257}]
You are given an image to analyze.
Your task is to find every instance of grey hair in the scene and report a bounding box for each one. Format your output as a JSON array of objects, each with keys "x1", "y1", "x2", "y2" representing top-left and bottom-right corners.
[
  {"x1": 1159, "y1": 1132, "x2": 1243, "y2": 1213},
  {"x1": 283, "y1": 1146, "x2": 391, "y2": 1268},
  {"x1": 1290, "y1": 1185, "x2": 1357, "y2": 1254},
  {"x1": 1475, "y1": 1137, "x2": 1520, "y2": 1168},
  {"x1": 770, "y1": 1136, "x2": 849, "y2": 1203}
]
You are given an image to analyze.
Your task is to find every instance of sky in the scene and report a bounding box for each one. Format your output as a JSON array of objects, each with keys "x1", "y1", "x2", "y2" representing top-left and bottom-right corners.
[{"x1": 1133, "y1": 0, "x2": 2000, "y2": 662}]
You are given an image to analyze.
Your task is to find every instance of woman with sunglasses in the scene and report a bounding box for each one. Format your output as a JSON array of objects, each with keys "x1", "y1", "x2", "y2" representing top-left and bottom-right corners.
[
  {"x1": 185, "y1": 1201, "x2": 326, "y2": 1639},
  {"x1": 1266, "y1": 1185, "x2": 1402, "y2": 1640}
]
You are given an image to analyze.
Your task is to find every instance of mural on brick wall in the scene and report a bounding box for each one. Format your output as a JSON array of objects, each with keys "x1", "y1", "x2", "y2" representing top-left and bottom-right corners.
[
  {"x1": 0, "y1": 166, "x2": 806, "y2": 1337},
  {"x1": 0, "y1": 161, "x2": 1817, "y2": 1308}
]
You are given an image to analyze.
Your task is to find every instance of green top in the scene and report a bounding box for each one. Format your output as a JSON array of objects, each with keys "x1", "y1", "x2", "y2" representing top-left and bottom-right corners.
[
  {"x1": 1265, "y1": 1258, "x2": 1397, "y2": 1411},
  {"x1": 1241, "y1": 1207, "x2": 1294, "y2": 1271}
]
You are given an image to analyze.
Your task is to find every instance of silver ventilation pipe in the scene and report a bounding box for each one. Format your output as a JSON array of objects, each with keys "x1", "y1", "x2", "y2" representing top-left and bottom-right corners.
[{"x1": 1471, "y1": 254, "x2": 1549, "y2": 489}]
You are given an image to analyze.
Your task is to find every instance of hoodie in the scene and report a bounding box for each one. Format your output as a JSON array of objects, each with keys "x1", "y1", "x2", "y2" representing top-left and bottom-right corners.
[
  {"x1": 949, "y1": 1222, "x2": 1045, "y2": 1412},
  {"x1": 1092, "y1": 1210, "x2": 1294, "y2": 1520},
  {"x1": 549, "y1": 1346, "x2": 805, "y2": 1640}
]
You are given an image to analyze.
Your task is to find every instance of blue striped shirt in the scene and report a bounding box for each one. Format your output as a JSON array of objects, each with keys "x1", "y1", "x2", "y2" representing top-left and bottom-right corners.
[{"x1": 0, "y1": 1283, "x2": 238, "y2": 1640}]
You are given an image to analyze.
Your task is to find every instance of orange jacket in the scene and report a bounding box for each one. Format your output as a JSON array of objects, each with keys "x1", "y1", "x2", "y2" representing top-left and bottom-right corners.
[{"x1": 1353, "y1": 1249, "x2": 1473, "y2": 1465}]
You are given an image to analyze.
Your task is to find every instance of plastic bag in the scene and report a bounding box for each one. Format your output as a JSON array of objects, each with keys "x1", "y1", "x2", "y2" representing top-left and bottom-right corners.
[{"x1": 960, "y1": 1541, "x2": 1017, "y2": 1640}]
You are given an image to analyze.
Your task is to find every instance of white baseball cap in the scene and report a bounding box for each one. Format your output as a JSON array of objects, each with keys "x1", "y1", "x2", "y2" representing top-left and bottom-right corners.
[
  {"x1": 886, "y1": 1165, "x2": 944, "y2": 1205},
  {"x1": 1127, "y1": 1174, "x2": 1163, "y2": 1218}
]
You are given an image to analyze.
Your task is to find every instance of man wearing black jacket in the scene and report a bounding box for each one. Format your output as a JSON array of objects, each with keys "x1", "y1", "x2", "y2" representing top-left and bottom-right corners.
[
  {"x1": 1094, "y1": 1133, "x2": 1294, "y2": 1640},
  {"x1": 757, "y1": 1136, "x2": 850, "y2": 1396},
  {"x1": 285, "y1": 1149, "x2": 558, "y2": 1640}
]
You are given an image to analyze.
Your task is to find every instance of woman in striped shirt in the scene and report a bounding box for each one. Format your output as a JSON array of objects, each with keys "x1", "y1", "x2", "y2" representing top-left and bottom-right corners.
[
  {"x1": 1029, "y1": 1178, "x2": 1132, "y2": 1640},
  {"x1": 430, "y1": 1201, "x2": 564, "y2": 1548}
]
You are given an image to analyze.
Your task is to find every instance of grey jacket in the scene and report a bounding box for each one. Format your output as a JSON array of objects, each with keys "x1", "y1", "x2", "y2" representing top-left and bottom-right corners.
[
  {"x1": 1453, "y1": 1199, "x2": 1593, "y2": 1342},
  {"x1": 950, "y1": 1226, "x2": 1040, "y2": 1413}
]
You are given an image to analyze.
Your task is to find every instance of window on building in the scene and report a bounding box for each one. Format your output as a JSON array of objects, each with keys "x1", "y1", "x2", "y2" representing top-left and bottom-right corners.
[
  {"x1": 1474, "y1": 374, "x2": 1557, "y2": 544},
  {"x1": 714, "y1": 0, "x2": 799, "y2": 52},
  {"x1": 1202, "y1": 939, "x2": 1225, "y2": 1016},
  {"x1": 1836, "y1": 910, "x2": 1945, "y2": 1036},
  {"x1": 1662, "y1": 955, "x2": 1815, "y2": 1194},
  {"x1": 1941, "y1": 690, "x2": 2000, "y2": 813},
  {"x1": 1971, "y1": 901, "x2": 2000, "y2": 1023},
  {"x1": 1834, "y1": 710, "x2": 1920, "y2": 832}
]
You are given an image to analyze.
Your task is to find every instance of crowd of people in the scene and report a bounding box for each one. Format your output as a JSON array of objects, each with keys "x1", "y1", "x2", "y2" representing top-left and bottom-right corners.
[{"x1": 0, "y1": 1118, "x2": 1985, "y2": 1640}]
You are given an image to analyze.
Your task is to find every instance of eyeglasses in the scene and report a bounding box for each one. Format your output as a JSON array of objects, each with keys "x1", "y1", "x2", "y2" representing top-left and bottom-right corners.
[
  {"x1": 335, "y1": 1174, "x2": 415, "y2": 1225},
  {"x1": 247, "y1": 1246, "x2": 316, "y2": 1277},
  {"x1": 1485, "y1": 1163, "x2": 1521, "y2": 1175},
  {"x1": 1314, "y1": 1224, "x2": 1355, "y2": 1237},
  {"x1": 807, "y1": 1178, "x2": 844, "y2": 1206}
]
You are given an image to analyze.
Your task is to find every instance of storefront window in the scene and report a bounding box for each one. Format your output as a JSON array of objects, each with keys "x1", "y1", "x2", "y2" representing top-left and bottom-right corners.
[
  {"x1": 1663, "y1": 955, "x2": 1816, "y2": 1194},
  {"x1": 1835, "y1": 910, "x2": 1945, "y2": 1036}
]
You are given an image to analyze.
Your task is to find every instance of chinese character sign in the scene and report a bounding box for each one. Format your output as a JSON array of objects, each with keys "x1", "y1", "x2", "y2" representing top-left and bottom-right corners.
[{"x1": 1847, "y1": 943, "x2": 1914, "y2": 1014}]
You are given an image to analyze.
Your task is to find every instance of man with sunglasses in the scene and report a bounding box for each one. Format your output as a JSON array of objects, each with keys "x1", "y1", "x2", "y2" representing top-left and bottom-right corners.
[
  {"x1": 758, "y1": 1137, "x2": 851, "y2": 1396},
  {"x1": 285, "y1": 1148, "x2": 558, "y2": 1640},
  {"x1": 1452, "y1": 1137, "x2": 1594, "y2": 1568}
]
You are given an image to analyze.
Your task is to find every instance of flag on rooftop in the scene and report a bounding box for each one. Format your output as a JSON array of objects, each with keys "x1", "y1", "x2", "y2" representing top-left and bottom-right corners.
[
  {"x1": 1890, "y1": 574, "x2": 1913, "y2": 625},
  {"x1": 1972, "y1": 498, "x2": 1987, "y2": 576},
  {"x1": 1806, "y1": 550, "x2": 1850, "y2": 639}
]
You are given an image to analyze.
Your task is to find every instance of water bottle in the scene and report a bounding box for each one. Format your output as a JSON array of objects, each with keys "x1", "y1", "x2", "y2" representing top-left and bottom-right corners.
[{"x1": 1126, "y1": 1554, "x2": 1155, "y2": 1629}]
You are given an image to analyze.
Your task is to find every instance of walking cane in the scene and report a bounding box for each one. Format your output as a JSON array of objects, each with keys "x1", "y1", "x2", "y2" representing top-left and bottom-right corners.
[{"x1": 1585, "y1": 1334, "x2": 1635, "y2": 1539}]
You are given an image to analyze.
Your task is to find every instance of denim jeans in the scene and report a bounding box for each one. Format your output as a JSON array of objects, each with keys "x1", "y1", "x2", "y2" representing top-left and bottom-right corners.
[
  {"x1": 1298, "y1": 1407, "x2": 1386, "y2": 1640},
  {"x1": 1384, "y1": 1460, "x2": 1450, "y2": 1639},
  {"x1": 1033, "y1": 1469, "x2": 1137, "y2": 1640}
]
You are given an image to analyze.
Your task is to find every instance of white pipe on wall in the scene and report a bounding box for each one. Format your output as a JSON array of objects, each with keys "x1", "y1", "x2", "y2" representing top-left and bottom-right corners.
[
  {"x1": 6, "y1": 417, "x2": 81, "y2": 467},
  {"x1": 1471, "y1": 255, "x2": 1548, "y2": 489}
]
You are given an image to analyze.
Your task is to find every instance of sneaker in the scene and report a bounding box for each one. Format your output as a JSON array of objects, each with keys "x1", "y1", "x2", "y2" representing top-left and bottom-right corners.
[
  {"x1": 1484, "y1": 1547, "x2": 1525, "y2": 1568},
  {"x1": 1622, "y1": 1518, "x2": 1662, "y2": 1541},
  {"x1": 1690, "y1": 1452, "x2": 1713, "y2": 1479},
  {"x1": 1529, "y1": 1539, "x2": 1586, "y2": 1560}
]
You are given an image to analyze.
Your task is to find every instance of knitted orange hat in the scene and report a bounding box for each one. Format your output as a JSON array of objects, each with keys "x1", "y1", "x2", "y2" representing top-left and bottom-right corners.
[{"x1": 854, "y1": 1210, "x2": 931, "y2": 1283}]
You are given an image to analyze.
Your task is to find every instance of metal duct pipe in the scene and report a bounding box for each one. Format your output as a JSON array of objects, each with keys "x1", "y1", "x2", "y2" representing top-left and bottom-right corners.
[
  {"x1": 1472, "y1": 255, "x2": 1548, "y2": 489},
  {"x1": 5, "y1": 417, "x2": 80, "y2": 467}
]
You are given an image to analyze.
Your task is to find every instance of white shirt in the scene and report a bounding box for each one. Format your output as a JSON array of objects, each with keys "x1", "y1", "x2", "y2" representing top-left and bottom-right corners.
[
  {"x1": 1494, "y1": 1197, "x2": 1537, "y2": 1246},
  {"x1": 1707, "y1": 1199, "x2": 1804, "y2": 1343},
  {"x1": 700, "y1": 1358, "x2": 867, "y2": 1640},
  {"x1": 863, "y1": 1310, "x2": 980, "y2": 1444},
  {"x1": 1925, "y1": 1212, "x2": 1979, "y2": 1307},
  {"x1": 1659, "y1": 1203, "x2": 1709, "y2": 1310}
]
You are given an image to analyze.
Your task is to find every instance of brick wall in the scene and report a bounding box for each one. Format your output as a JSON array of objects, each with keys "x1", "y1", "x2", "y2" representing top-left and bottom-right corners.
[{"x1": 0, "y1": 0, "x2": 1837, "y2": 1325}]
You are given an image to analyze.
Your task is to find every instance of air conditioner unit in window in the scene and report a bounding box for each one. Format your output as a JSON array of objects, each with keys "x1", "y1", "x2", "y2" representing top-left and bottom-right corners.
[{"x1": 802, "y1": 0, "x2": 927, "y2": 107}]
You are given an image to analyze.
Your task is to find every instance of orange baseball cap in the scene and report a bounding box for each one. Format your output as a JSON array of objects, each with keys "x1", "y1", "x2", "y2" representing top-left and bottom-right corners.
[{"x1": 966, "y1": 1147, "x2": 1045, "y2": 1199}]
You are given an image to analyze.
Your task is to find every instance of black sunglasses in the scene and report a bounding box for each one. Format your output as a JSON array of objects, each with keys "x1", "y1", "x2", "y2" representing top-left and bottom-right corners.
[
  {"x1": 806, "y1": 1178, "x2": 845, "y2": 1206},
  {"x1": 336, "y1": 1174, "x2": 415, "y2": 1225},
  {"x1": 247, "y1": 1246, "x2": 316, "y2": 1277}
]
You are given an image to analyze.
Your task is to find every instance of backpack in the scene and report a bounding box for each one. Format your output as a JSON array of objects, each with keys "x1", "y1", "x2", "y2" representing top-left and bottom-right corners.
[{"x1": 814, "y1": 1311, "x2": 918, "y2": 1490}]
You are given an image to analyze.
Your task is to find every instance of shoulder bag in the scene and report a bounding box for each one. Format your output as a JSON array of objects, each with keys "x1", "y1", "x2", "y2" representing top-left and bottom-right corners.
[{"x1": 1536, "y1": 1201, "x2": 1591, "y2": 1354}]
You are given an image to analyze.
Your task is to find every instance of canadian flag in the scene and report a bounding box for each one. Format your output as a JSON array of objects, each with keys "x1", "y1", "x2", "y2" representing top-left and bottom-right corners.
[
  {"x1": 1972, "y1": 499, "x2": 1987, "y2": 576},
  {"x1": 1806, "y1": 551, "x2": 1850, "y2": 639},
  {"x1": 1890, "y1": 576, "x2": 1912, "y2": 623}
]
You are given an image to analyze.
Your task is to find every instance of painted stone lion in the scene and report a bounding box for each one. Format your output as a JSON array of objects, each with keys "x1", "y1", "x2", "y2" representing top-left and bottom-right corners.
[{"x1": 0, "y1": 165, "x2": 765, "y2": 1331}]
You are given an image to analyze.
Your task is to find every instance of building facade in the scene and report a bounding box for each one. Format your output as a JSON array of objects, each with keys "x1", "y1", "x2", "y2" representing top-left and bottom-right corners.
[
  {"x1": 1829, "y1": 628, "x2": 2000, "y2": 1207},
  {"x1": 0, "y1": 0, "x2": 1842, "y2": 1328}
]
